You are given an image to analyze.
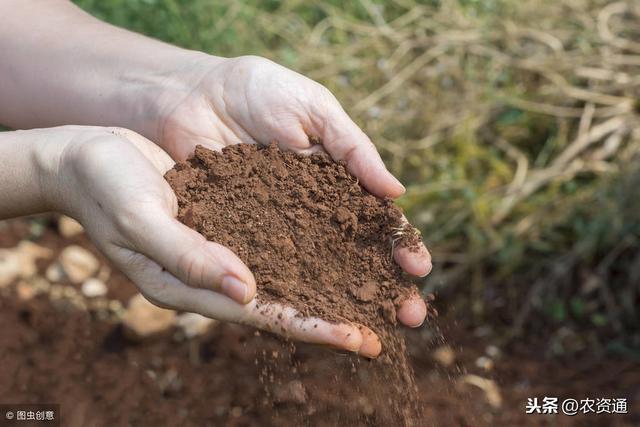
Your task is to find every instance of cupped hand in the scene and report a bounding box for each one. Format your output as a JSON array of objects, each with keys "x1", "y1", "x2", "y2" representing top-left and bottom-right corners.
[
  {"x1": 157, "y1": 55, "x2": 432, "y2": 333},
  {"x1": 48, "y1": 126, "x2": 425, "y2": 357}
]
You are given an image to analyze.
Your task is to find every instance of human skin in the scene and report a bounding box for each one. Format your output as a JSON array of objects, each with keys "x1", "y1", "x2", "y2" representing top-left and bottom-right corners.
[{"x1": 0, "y1": 1, "x2": 432, "y2": 356}]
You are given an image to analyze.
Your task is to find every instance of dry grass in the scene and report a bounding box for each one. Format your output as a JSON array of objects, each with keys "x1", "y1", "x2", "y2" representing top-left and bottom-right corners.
[{"x1": 76, "y1": 0, "x2": 640, "y2": 355}]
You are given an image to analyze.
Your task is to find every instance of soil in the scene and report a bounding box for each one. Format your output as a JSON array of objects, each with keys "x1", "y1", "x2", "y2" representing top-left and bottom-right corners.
[
  {"x1": 164, "y1": 143, "x2": 431, "y2": 424},
  {"x1": 0, "y1": 217, "x2": 639, "y2": 426}
]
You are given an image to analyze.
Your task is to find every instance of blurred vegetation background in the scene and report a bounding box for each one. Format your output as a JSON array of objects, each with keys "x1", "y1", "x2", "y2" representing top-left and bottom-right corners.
[{"x1": 74, "y1": 0, "x2": 640, "y2": 358}]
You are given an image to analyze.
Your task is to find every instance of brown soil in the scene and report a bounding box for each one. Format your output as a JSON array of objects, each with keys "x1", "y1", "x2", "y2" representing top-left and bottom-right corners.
[
  {"x1": 165, "y1": 144, "x2": 430, "y2": 424},
  {"x1": 0, "y1": 217, "x2": 639, "y2": 426}
]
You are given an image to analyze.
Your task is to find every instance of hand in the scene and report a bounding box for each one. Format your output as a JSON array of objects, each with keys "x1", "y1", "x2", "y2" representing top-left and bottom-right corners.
[
  {"x1": 41, "y1": 126, "x2": 417, "y2": 357},
  {"x1": 0, "y1": 2, "x2": 430, "y2": 345},
  {"x1": 155, "y1": 55, "x2": 432, "y2": 328}
]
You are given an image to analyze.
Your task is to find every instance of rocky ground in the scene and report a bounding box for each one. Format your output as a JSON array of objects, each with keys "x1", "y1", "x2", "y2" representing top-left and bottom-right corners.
[{"x1": 0, "y1": 215, "x2": 638, "y2": 426}]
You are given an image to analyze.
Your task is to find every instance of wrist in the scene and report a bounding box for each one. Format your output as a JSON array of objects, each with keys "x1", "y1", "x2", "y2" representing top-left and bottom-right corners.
[
  {"x1": 30, "y1": 128, "x2": 77, "y2": 214},
  {"x1": 113, "y1": 51, "x2": 226, "y2": 148},
  {"x1": 0, "y1": 128, "x2": 71, "y2": 218}
]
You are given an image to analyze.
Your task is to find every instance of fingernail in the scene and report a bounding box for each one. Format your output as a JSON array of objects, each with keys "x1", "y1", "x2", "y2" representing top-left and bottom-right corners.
[
  {"x1": 221, "y1": 275, "x2": 248, "y2": 304},
  {"x1": 410, "y1": 318, "x2": 426, "y2": 328},
  {"x1": 331, "y1": 325, "x2": 362, "y2": 352},
  {"x1": 392, "y1": 175, "x2": 406, "y2": 193},
  {"x1": 418, "y1": 260, "x2": 433, "y2": 277}
]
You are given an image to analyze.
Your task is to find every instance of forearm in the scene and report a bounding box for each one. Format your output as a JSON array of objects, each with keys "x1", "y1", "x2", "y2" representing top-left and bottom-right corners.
[
  {"x1": 0, "y1": 0, "x2": 216, "y2": 144},
  {"x1": 0, "y1": 129, "x2": 64, "y2": 218}
]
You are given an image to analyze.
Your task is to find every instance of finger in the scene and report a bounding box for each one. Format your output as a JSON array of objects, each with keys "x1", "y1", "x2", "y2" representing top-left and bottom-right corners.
[
  {"x1": 162, "y1": 98, "x2": 258, "y2": 161},
  {"x1": 110, "y1": 248, "x2": 253, "y2": 319},
  {"x1": 125, "y1": 214, "x2": 256, "y2": 304},
  {"x1": 393, "y1": 215, "x2": 432, "y2": 277},
  {"x1": 112, "y1": 248, "x2": 381, "y2": 355},
  {"x1": 103, "y1": 131, "x2": 256, "y2": 304},
  {"x1": 397, "y1": 294, "x2": 427, "y2": 328},
  {"x1": 179, "y1": 286, "x2": 377, "y2": 355},
  {"x1": 246, "y1": 302, "x2": 366, "y2": 352},
  {"x1": 260, "y1": 121, "x2": 312, "y2": 151},
  {"x1": 356, "y1": 325, "x2": 382, "y2": 358},
  {"x1": 108, "y1": 127, "x2": 176, "y2": 174},
  {"x1": 394, "y1": 244, "x2": 432, "y2": 277},
  {"x1": 309, "y1": 93, "x2": 405, "y2": 198},
  {"x1": 170, "y1": 135, "x2": 226, "y2": 161}
]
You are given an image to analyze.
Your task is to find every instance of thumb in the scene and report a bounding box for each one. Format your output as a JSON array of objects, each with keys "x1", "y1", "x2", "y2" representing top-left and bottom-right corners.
[
  {"x1": 109, "y1": 127, "x2": 257, "y2": 304},
  {"x1": 122, "y1": 211, "x2": 256, "y2": 304},
  {"x1": 309, "y1": 90, "x2": 405, "y2": 198}
]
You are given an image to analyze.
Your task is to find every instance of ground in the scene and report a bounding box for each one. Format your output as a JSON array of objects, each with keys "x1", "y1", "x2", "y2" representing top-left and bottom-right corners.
[{"x1": 0, "y1": 216, "x2": 638, "y2": 426}]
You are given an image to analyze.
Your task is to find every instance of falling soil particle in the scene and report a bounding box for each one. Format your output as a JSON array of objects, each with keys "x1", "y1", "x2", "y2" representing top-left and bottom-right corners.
[{"x1": 165, "y1": 143, "x2": 431, "y2": 425}]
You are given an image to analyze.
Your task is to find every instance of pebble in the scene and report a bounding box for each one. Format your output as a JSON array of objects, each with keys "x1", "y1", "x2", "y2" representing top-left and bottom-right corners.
[
  {"x1": 58, "y1": 245, "x2": 100, "y2": 284},
  {"x1": 175, "y1": 312, "x2": 216, "y2": 338},
  {"x1": 432, "y1": 345, "x2": 456, "y2": 367},
  {"x1": 108, "y1": 300, "x2": 124, "y2": 312},
  {"x1": 0, "y1": 242, "x2": 53, "y2": 286},
  {"x1": 45, "y1": 263, "x2": 65, "y2": 283},
  {"x1": 475, "y1": 356, "x2": 494, "y2": 371},
  {"x1": 17, "y1": 241, "x2": 53, "y2": 260},
  {"x1": 17, "y1": 254, "x2": 37, "y2": 278},
  {"x1": 485, "y1": 345, "x2": 502, "y2": 358},
  {"x1": 460, "y1": 374, "x2": 502, "y2": 408},
  {"x1": 58, "y1": 216, "x2": 84, "y2": 238},
  {"x1": 16, "y1": 281, "x2": 35, "y2": 301},
  {"x1": 122, "y1": 293, "x2": 176, "y2": 339},
  {"x1": 0, "y1": 249, "x2": 21, "y2": 288},
  {"x1": 81, "y1": 278, "x2": 108, "y2": 298}
]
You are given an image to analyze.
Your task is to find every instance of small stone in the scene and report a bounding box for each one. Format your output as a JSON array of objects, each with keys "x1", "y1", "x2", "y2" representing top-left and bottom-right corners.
[
  {"x1": 58, "y1": 245, "x2": 100, "y2": 284},
  {"x1": 16, "y1": 281, "x2": 35, "y2": 301},
  {"x1": 17, "y1": 241, "x2": 53, "y2": 260},
  {"x1": 108, "y1": 300, "x2": 124, "y2": 312},
  {"x1": 460, "y1": 374, "x2": 502, "y2": 408},
  {"x1": 45, "y1": 263, "x2": 65, "y2": 283},
  {"x1": 0, "y1": 249, "x2": 21, "y2": 288},
  {"x1": 175, "y1": 312, "x2": 216, "y2": 338},
  {"x1": 17, "y1": 253, "x2": 37, "y2": 279},
  {"x1": 432, "y1": 345, "x2": 456, "y2": 367},
  {"x1": 122, "y1": 293, "x2": 176, "y2": 339},
  {"x1": 81, "y1": 278, "x2": 107, "y2": 298},
  {"x1": 485, "y1": 345, "x2": 501, "y2": 358},
  {"x1": 5, "y1": 241, "x2": 52, "y2": 281},
  {"x1": 109, "y1": 301, "x2": 126, "y2": 319},
  {"x1": 58, "y1": 216, "x2": 84, "y2": 238},
  {"x1": 475, "y1": 356, "x2": 494, "y2": 371}
]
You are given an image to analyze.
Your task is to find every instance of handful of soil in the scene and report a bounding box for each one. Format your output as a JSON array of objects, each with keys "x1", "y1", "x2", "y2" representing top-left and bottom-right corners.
[{"x1": 165, "y1": 143, "x2": 431, "y2": 424}]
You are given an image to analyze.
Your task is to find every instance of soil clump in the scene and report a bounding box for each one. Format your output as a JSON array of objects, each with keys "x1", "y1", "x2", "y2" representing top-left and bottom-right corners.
[{"x1": 165, "y1": 143, "x2": 430, "y2": 424}]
